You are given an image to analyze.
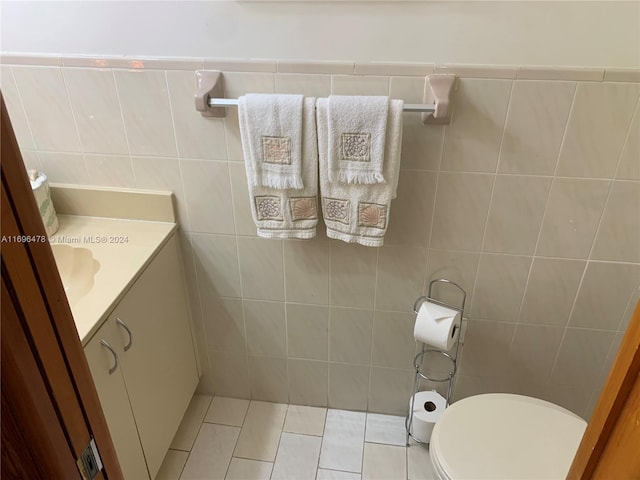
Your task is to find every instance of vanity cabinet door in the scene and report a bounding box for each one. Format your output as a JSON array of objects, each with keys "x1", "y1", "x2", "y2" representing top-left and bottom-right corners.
[
  {"x1": 114, "y1": 234, "x2": 199, "y2": 479},
  {"x1": 84, "y1": 321, "x2": 151, "y2": 480}
]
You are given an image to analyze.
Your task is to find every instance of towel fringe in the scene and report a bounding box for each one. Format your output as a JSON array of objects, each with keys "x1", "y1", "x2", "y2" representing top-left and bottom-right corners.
[{"x1": 336, "y1": 169, "x2": 387, "y2": 185}]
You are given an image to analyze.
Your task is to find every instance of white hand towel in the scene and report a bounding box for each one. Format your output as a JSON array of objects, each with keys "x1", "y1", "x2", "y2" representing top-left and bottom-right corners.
[
  {"x1": 241, "y1": 97, "x2": 319, "y2": 239},
  {"x1": 238, "y1": 93, "x2": 305, "y2": 190},
  {"x1": 318, "y1": 97, "x2": 403, "y2": 247},
  {"x1": 327, "y1": 95, "x2": 389, "y2": 185}
]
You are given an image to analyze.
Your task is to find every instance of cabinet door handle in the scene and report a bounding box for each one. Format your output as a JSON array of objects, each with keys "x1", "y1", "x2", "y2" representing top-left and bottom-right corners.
[
  {"x1": 100, "y1": 340, "x2": 118, "y2": 374},
  {"x1": 116, "y1": 318, "x2": 133, "y2": 351}
]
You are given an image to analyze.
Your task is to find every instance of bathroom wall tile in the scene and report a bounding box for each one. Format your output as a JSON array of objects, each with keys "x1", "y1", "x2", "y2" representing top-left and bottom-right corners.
[
  {"x1": 365, "y1": 413, "x2": 407, "y2": 446},
  {"x1": 83, "y1": 154, "x2": 135, "y2": 188},
  {"x1": 483, "y1": 175, "x2": 552, "y2": 254},
  {"x1": 114, "y1": 70, "x2": 177, "y2": 156},
  {"x1": 319, "y1": 409, "x2": 366, "y2": 473},
  {"x1": 329, "y1": 243, "x2": 377, "y2": 308},
  {"x1": 584, "y1": 331, "x2": 624, "y2": 419},
  {"x1": 375, "y1": 246, "x2": 427, "y2": 312},
  {"x1": 389, "y1": 76, "x2": 425, "y2": 103},
  {"x1": 570, "y1": 262, "x2": 640, "y2": 330},
  {"x1": 385, "y1": 171, "x2": 437, "y2": 247},
  {"x1": 557, "y1": 82, "x2": 640, "y2": 178},
  {"x1": 180, "y1": 159, "x2": 235, "y2": 234},
  {"x1": 37, "y1": 151, "x2": 88, "y2": 184},
  {"x1": 248, "y1": 355, "x2": 289, "y2": 403},
  {"x1": 371, "y1": 311, "x2": 415, "y2": 369},
  {"x1": 536, "y1": 178, "x2": 610, "y2": 259},
  {"x1": 210, "y1": 351, "x2": 250, "y2": 398},
  {"x1": 1, "y1": 53, "x2": 62, "y2": 66},
  {"x1": 499, "y1": 81, "x2": 575, "y2": 175},
  {"x1": 430, "y1": 172, "x2": 493, "y2": 251},
  {"x1": 271, "y1": 432, "x2": 322, "y2": 480},
  {"x1": 166, "y1": 70, "x2": 227, "y2": 160},
  {"x1": 170, "y1": 394, "x2": 212, "y2": 451},
  {"x1": 328, "y1": 363, "x2": 370, "y2": 412},
  {"x1": 542, "y1": 384, "x2": 592, "y2": 420},
  {"x1": 234, "y1": 401, "x2": 287, "y2": 462},
  {"x1": 287, "y1": 359, "x2": 328, "y2": 407},
  {"x1": 516, "y1": 66, "x2": 604, "y2": 82},
  {"x1": 245, "y1": 300, "x2": 286, "y2": 357},
  {"x1": 287, "y1": 303, "x2": 329, "y2": 360},
  {"x1": 550, "y1": 328, "x2": 616, "y2": 390},
  {"x1": 362, "y1": 443, "x2": 406, "y2": 480},
  {"x1": 19, "y1": 150, "x2": 41, "y2": 171},
  {"x1": 225, "y1": 108, "x2": 244, "y2": 162},
  {"x1": 356, "y1": 63, "x2": 434, "y2": 77},
  {"x1": 330, "y1": 307, "x2": 373, "y2": 365},
  {"x1": 228, "y1": 162, "x2": 257, "y2": 236},
  {"x1": 509, "y1": 324, "x2": 564, "y2": 383},
  {"x1": 204, "y1": 58, "x2": 276, "y2": 73},
  {"x1": 619, "y1": 289, "x2": 640, "y2": 332},
  {"x1": 237, "y1": 237, "x2": 284, "y2": 301},
  {"x1": 453, "y1": 375, "x2": 515, "y2": 402},
  {"x1": 191, "y1": 233, "x2": 241, "y2": 298},
  {"x1": 226, "y1": 458, "x2": 273, "y2": 480},
  {"x1": 616, "y1": 104, "x2": 640, "y2": 180},
  {"x1": 63, "y1": 68, "x2": 128, "y2": 155},
  {"x1": 12, "y1": 66, "x2": 81, "y2": 152},
  {"x1": 277, "y1": 60, "x2": 354, "y2": 75},
  {"x1": 458, "y1": 320, "x2": 516, "y2": 378},
  {"x1": 425, "y1": 249, "x2": 480, "y2": 309},
  {"x1": 368, "y1": 367, "x2": 413, "y2": 415},
  {"x1": 284, "y1": 404, "x2": 326, "y2": 436},
  {"x1": 471, "y1": 254, "x2": 531, "y2": 322},
  {"x1": 62, "y1": 55, "x2": 203, "y2": 70},
  {"x1": 604, "y1": 69, "x2": 640, "y2": 83},
  {"x1": 275, "y1": 73, "x2": 331, "y2": 96},
  {"x1": 1, "y1": 67, "x2": 35, "y2": 150},
  {"x1": 202, "y1": 297, "x2": 245, "y2": 354},
  {"x1": 204, "y1": 396, "x2": 250, "y2": 427},
  {"x1": 283, "y1": 240, "x2": 330, "y2": 305},
  {"x1": 156, "y1": 449, "x2": 188, "y2": 480},
  {"x1": 222, "y1": 72, "x2": 275, "y2": 99},
  {"x1": 180, "y1": 423, "x2": 239, "y2": 480},
  {"x1": 519, "y1": 258, "x2": 585, "y2": 327},
  {"x1": 440, "y1": 79, "x2": 511, "y2": 172},
  {"x1": 131, "y1": 155, "x2": 189, "y2": 228},
  {"x1": 331, "y1": 75, "x2": 390, "y2": 95},
  {"x1": 436, "y1": 64, "x2": 517, "y2": 79},
  {"x1": 592, "y1": 181, "x2": 640, "y2": 263}
]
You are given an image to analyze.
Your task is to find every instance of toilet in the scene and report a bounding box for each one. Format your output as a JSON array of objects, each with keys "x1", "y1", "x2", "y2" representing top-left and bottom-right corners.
[{"x1": 429, "y1": 393, "x2": 587, "y2": 480}]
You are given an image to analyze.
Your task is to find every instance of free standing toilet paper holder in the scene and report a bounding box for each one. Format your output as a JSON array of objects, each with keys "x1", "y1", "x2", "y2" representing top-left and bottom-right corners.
[{"x1": 406, "y1": 278, "x2": 467, "y2": 445}]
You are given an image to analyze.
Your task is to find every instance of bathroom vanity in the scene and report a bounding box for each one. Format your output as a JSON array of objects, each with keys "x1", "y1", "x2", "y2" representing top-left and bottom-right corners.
[{"x1": 49, "y1": 186, "x2": 199, "y2": 480}]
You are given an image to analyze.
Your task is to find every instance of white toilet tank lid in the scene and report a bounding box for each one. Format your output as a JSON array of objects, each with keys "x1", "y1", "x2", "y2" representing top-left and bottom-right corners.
[{"x1": 430, "y1": 393, "x2": 587, "y2": 480}]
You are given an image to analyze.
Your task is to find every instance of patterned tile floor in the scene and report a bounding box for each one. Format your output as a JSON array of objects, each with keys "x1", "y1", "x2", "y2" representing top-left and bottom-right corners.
[{"x1": 156, "y1": 395, "x2": 437, "y2": 480}]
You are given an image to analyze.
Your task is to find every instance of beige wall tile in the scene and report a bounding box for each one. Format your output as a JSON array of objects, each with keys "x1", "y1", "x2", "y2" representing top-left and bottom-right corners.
[
  {"x1": 556, "y1": 82, "x2": 640, "y2": 178},
  {"x1": 519, "y1": 258, "x2": 585, "y2": 327},
  {"x1": 471, "y1": 254, "x2": 531, "y2": 322},
  {"x1": 385, "y1": 171, "x2": 436, "y2": 247},
  {"x1": 202, "y1": 297, "x2": 245, "y2": 354},
  {"x1": 329, "y1": 307, "x2": 374, "y2": 365},
  {"x1": 604, "y1": 69, "x2": 640, "y2": 83},
  {"x1": 356, "y1": 62, "x2": 434, "y2": 76},
  {"x1": 483, "y1": 175, "x2": 552, "y2": 254},
  {"x1": 441, "y1": 79, "x2": 511, "y2": 172},
  {"x1": 191, "y1": 233, "x2": 241, "y2": 298},
  {"x1": 1, "y1": 53, "x2": 62, "y2": 66},
  {"x1": 619, "y1": 289, "x2": 640, "y2": 332},
  {"x1": 114, "y1": 70, "x2": 177, "y2": 157},
  {"x1": 275, "y1": 73, "x2": 331, "y2": 96},
  {"x1": 63, "y1": 68, "x2": 128, "y2": 155},
  {"x1": 430, "y1": 172, "x2": 494, "y2": 251},
  {"x1": 210, "y1": 351, "x2": 250, "y2": 398},
  {"x1": 38, "y1": 152, "x2": 89, "y2": 184},
  {"x1": 499, "y1": 80, "x2": 575, "y2": 175},
  {"x1": 180, "y1": 159, "x2": 235, "y2": 234},
  {"x1": 437, "y1": 64, "x2": 517, "y2": 79},
  {"x1": 592, "y1": 181, "x2": 640, "y2": 262},
  {"x1": 329, "y1": 243, "x2": 377, "y2": 308},
  {"x1": 453, "y1": 375, "x2": 515, "y2": 402},
  {"x1": 287, "y1": 359, "x2": 328, "y2": 407},
  {"x1": 2, "y1": 67, "x2": 35, "y2": 150},
  {"x1": 245, "y1": 300, "x2": 286, "y2": 357},
  {"x1": 426, "y1": 249, "x2": 480, "y2": 309},
  {"x1": 84, "y1": 154, "x2": 135, "y2": 188},
  {"x1": 570, "y1": 262, "x2": 640, "y2": 330},
  {"x1": 204, "y1": 58, "x2": 276, "y2": 73},
  {"x1": 222, "y1": 72, "x2": 275, "y2": 98},
  {"x1": 371, "y1": 311, "x2": 415, "y2": 369},
  {"x1": 328, "y1": 363, "x2": 370, "y2": 411},
  {"x1": 516, "y1": 66, "x2": 604, "y2": 82},
  {"x1": 375, "y1": 246, "x2": 427, "y2": 312},
  {"x1": 166, "y1": 70, "x2": 227, "y2": 160},
  {"x1": 237, "y1": 237, "x2": 284, "y2": 301},
  {"x1": 368, "y1": 367, "x2": 413, "y2": 415},
  {"x1": 287, "y1": 303, "x2": 329, "y2": 360},
  {"x1": 510, "y1": 324, "x2": 564, "y2": 383},
  {"x1": 228, "y1": 163, "x2": 256, "y2": 236},
  {"x1": 277, "y1": 60, "x2": 353, "y2": 75},
  {"x1": 616, "y1": 103, "x2": 640, "y2": 180},
  {"x1": 19, "y1": 150, "x2": 41, "y2": 171},
  {"x1": 331, "y1": 75, "x2": 390, "y2": 95},
  {"x1": 389, "y1": 76, "x2": 425, "y2": 103},
  {"x1": 224, "y1": 108, "x2": 244, "y2": 162},
  {"x1": 284, "y1": 240, "x2": 329, "y2": 305},
  {"x1": 12, "y1": 66, "x2": 81, "y2": 152},
  {"x1": 458, "y1": 320, "x2": 516, "y2": 378},
  {"x1": 536, "y1": 178, "x2": 610, "y2": 258},
  {"x1": 248, "y1": 355, "x2": 289, "y2": 403}
]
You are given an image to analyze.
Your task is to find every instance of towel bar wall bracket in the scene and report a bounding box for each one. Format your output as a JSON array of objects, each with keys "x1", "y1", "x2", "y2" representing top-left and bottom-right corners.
[{"x1": 194, "y1": 70, "x2": 457, "y2": 124}]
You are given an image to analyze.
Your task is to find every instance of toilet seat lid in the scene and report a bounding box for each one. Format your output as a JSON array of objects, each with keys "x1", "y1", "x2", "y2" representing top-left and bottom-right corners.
[{"x1": 430, "y1": 394, "x2": 587, "y2": 480}]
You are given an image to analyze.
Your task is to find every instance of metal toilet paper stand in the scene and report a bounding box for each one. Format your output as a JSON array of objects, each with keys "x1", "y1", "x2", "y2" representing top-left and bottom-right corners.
[{"x1": 406, "y1": 278, "x2": 467, "y2": 445}]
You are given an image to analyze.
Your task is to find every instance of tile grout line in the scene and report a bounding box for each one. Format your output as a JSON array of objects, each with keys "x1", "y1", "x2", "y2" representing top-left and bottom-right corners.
[{"x1": 6, "y1": 66, "x2": 39, "y2": 155}]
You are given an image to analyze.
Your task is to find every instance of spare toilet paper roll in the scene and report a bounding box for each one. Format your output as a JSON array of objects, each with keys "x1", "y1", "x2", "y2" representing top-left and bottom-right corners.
[
  {"x1": 28, "y1": 169, "x2": 59, "y2": 237},
  {"x1": 409, "y1": 390, "x2": 447, "y2": 443},
  {"x1": 414, "y1": 300, "x2": 461, "y2": 351}
]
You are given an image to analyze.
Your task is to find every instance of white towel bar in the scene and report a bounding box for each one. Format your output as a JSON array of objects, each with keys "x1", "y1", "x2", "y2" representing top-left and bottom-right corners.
[{"x1": 207, "y1": 97, "x2": 436, "y2": 113}]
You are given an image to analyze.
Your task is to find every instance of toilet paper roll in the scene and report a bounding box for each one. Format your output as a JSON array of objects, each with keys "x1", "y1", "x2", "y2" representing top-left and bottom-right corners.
[
  {"x1": 28, "y1": 169, "x2": 59, "y2": 237},
  {"x1": 413, "y1": 300, "x2": 461, "y2": 351},
  {"x1": 409, "y1": 390, "x2": 447, "y2": 443}
]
